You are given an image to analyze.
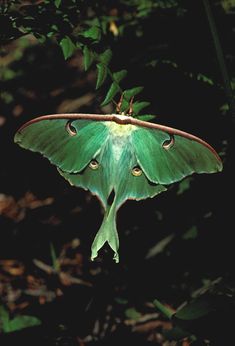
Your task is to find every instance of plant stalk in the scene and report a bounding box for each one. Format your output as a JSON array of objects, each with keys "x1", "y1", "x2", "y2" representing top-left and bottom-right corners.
[{"x1": 203, "y1": 0, "x2": 234, "y2": 112}]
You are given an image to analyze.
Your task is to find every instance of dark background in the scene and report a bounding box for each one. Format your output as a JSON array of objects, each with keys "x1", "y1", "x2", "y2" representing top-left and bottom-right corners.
[{"x1": 0, "y1": 1, "x2": 235, "y2": 345}]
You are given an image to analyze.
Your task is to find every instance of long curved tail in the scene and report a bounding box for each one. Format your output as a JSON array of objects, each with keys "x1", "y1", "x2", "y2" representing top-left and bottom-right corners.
[{"x1": 91, "y1": 200, "x2": 119, "y2": 263}]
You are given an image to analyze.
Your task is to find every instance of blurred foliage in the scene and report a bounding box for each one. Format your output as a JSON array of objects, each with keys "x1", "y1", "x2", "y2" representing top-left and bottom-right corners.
[
  {"x1": 0, "y1": 0, "x2": 235, "y2": 345},
  {"x1": 0, "y1": 0, "x2": 164, "y2": 115},
  {"x1": 0, "y1": 305, "x2": 41, "y2": 333}
]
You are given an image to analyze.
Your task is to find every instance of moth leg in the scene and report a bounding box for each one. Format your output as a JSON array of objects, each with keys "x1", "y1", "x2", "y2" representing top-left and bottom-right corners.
[
  {"x1": 116, "y1": 93, "x2": 124, "y2": 114},
  {"x1": 127, "y1": 96, "x2": 134, "y2": 116}
]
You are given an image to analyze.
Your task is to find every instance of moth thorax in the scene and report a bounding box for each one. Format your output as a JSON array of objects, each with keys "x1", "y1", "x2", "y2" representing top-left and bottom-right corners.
[
  {"x1": 111, "y1": 135, "x2": 131, "y2": 161},
  {"x1": 106, "y1": 121, "x2": 136, "y2": 137}
]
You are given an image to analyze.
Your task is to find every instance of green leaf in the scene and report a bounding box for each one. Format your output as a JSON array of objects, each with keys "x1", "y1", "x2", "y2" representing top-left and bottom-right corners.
[
  {"x1": 153, "y1": 299, "x2": 175, "y2": 319},
  {"x1": 182, "y1": 226, "x2": 198, "y2": 240},
  {"x1": 54, "y1": 0, "x2": 61, "y2": 8},
  {"x1": 175, "y1": 298, "x2": 213, "y2": 321},
  {"x1": 119, "y1": 99, "x2": 129, "y2": 113},
  {"x1": 60, "y1": 36, "x2": 76, "y2": 60},
  {"x1": 99, "y1": 48, "x2": 112, "y2": 65},
  {"x1": 123, "y1": 86, "x2": 144, "y2": 101},
  {"x1": 82, "y1": 26, "x2": 101, "y2": 41},
  {"x1": 50, "y1": 243, "x2": 60, "y2": 271},
  {"x1": 35, "y1": 34, "x2": 46, "y2": 44},
  {"x1": 96, "y1": 63, "x2": 108, "y2": 89},
  {"x1": 136, "y1": 114, "x2": 156, "y2": 121},
  {"x1": 196, "y1": 73, "x2": 214, "y2": 86},
  {"x1": 8, "y1": 315, "x2": 41, "y2": 332},
  {"x1": 132, "y1": 101, "x2": 150, "y2": 114},
  {"x1": 0, "y1": 305, "x2": 9, "y2": 332},
  {"x1": 125, "y1": 308, "x2": 141, "y2": 320},
  {"x1": 47, "y1": 32, "x2": 54, "y2": 38},
  {"x1": 177, "y1": 177, "x2": 193, "y2": 195},
  {"x1": 101, "y1": 82, "x2": 120, "y2": 105},
  {"x1": 83, "y1": 46, "x2": 94, "y2": 71},
  {"x1": 113, "y1": 69, "x2": 127, "y2": 83},
  {"x1": 0, "y1": 305, "x2": 41, "y2": 333},
  {"x1": 51, "y1": 24, "x2": 59, "y2": 32}
]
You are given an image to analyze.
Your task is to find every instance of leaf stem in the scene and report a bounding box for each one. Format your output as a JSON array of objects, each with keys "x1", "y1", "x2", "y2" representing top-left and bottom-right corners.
[{"x1": 203, "y1": 0, "x2": 234, "y2": 110}]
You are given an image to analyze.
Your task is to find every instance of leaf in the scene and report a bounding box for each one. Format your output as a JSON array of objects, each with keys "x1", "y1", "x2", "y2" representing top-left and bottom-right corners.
[
  {"x1": 123, "y1": 86, "x2": 144, "y2": 101},
  {"x1": 96, "y1": 63, "x2": 108, "y2": 89},
  {"x1": 8, "y1": 315, "x2": 41, "y2": 332},
  {"x1": 0, "y1": 305, "x2": 41, "y2": 333},
  {"x1": 132, "y1": 101, "x2": 150, "y2": 114},
  {"x1": 174, "y1": 298, "x2": 213, "y2": 321},
  {"x1": 113, "y1": 69, "x2": 127, "y2": 83},
  {"x1": 145, "y1": 234, "x2": 175, "y2": 259},
  {"x1": 119, "y1": 99, "x2": 129, "y2": 113},
  {"x1": 99, "y1": 48, "x2": 112, "y2": 65},
  {"x1": 101, "y1": 82, "x2": 120, "y2": 105},
  {"x1": 136, "y1": 114, "x2": 156, "y2": 121},
  {"x1": 182, "y1": 226, "x2": 198, "y2": 240},
  {"x1": 35, "y1": 33, "x2": 46, "y2": 44},
  {"x1": 83, "y1": 46, "x2": 94, "y2": 71},
  {"x1": 100, "y1": 69, "x2": 127, "y2": 105},
  {"x1": 50, "y1": 243, "x2": 60, "y2": 271},
  {"x1": 177, "y1": 177, "x2": 193, "y2": 195},
  {"x1": 82, "y1": 26, "x2": 101, "y2": 41},
  {"x1": 54, "y1": 0, "x2": 61, "y2": 8},
  {"x1": 153, "y1": 299, "x2": 175, "y2": 319},
  {"x1": 59, "y1": 36, "x2": 76, "y2": 60},
  {"x1": 197, "y1": 73, "x2": 214, "y2": 86},
  {"x1": 125, "y1": 307, "x2": 141, "y2": 320}
]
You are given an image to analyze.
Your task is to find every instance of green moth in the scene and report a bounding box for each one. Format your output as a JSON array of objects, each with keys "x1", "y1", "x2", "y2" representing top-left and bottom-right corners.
[{"x1": 14, "y1": 113, "x2": 222, "y2": 262}]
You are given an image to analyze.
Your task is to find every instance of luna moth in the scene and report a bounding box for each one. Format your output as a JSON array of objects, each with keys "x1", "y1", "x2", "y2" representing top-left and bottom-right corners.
[{"x1": 14, "y1": 113, "x2": 222, "y2": 262}]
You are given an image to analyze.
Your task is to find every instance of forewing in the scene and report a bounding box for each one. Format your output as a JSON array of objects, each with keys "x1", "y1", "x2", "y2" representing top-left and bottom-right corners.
[
  {"x1": 14, "y1": 119, "x2": 109, "y2": 173},
  {"x1": 132, "y1": 127, "x2": 222, "y2": 185}
]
